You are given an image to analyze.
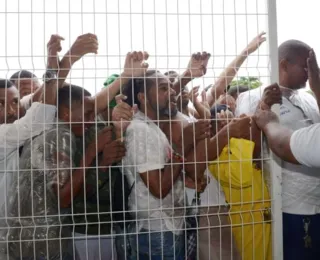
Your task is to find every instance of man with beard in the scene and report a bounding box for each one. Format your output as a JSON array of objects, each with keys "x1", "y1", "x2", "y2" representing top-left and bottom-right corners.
[{"x1": 121, "y1": 70, "x2": 186, "y2": 260}]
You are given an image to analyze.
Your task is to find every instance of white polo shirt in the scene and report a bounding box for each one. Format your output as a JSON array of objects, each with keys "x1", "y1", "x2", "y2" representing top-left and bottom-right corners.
[{"x1": 236, "y1": 86, "x2": 320, "y2": 215}]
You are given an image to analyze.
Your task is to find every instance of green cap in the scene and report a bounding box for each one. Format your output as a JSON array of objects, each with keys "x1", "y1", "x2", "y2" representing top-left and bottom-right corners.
[{"x1": 103, "y1": 74, "x2": 120, "y2": 108}]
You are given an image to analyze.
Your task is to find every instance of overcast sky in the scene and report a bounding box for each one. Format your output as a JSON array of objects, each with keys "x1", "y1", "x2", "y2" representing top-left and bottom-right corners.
[{"x1": 0, "y1": 0, "x2": 316, "y2": 94}]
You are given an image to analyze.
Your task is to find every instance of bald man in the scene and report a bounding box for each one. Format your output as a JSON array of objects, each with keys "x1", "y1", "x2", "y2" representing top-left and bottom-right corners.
[{"x1": 237, "y1": 41, "x2": 320, "y2": 260}]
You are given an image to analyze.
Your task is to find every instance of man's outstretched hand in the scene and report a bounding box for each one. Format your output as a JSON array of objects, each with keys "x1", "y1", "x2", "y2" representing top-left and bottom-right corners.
[
  {"x1": 186, "y1": 52, "x2": 211, "y2": 78},
  {"x1": 65, "y1": 33, "x2": 99, "y2": 64},
  {"x1": 121, "y1": 51, "x2": 149, "y2": 78}
]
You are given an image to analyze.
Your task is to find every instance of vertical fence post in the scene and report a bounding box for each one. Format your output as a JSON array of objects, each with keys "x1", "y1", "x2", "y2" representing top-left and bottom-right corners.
[{"x1": 266, "y1": 0, "x2": 283, "y2": 259}]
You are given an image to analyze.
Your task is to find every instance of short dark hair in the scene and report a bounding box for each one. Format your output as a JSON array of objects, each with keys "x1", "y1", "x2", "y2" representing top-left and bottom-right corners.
[
  {"x1": 210, "y1": 104, "x2": 232, "y2": 119},
  {"x1": 0, "y1": 79, "x2": 15, "y2": 89},
  {"x1": 122, "y1": 70, "x2": 158, "y2": 109},
  {"x1": 58, "y1": 84, "x2": 91, "y2": 107},
  {"x1": 278, "y1": 40, "x2": 311, "y2": 62},
  {"x1": 10, "y1": 70, "x2": 38, "y2": 81},
  {"x1": 164, "y1": 71, "x2": 178, "y2": 76},
  {"x1": 227, "y1": 85, "x2": 249, "y2": 98}
]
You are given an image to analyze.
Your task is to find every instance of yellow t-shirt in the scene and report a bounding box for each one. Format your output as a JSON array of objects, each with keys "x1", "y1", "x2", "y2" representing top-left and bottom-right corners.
[{"x1": 209, "y1": 138, "x2": 272, "y2": 260}]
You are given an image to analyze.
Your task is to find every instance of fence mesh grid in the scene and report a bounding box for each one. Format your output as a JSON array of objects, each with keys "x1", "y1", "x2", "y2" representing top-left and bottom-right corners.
[{"x1": 0, "y1": 0, "x2": 282, "y2": 259}]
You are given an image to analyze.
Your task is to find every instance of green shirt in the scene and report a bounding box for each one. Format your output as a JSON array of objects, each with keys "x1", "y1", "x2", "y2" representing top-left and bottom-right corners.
[{"x1": 72, "y1": 122, "x2": 120, "y2": 235}]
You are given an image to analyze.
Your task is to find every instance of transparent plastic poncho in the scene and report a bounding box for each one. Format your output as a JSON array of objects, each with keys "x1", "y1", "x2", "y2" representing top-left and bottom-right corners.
[{"x1": 0, "y1": 124, "x2": 76, "y2": 260}]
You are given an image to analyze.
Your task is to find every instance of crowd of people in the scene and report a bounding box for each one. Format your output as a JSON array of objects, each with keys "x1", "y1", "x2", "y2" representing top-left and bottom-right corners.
[{"x1": 0, "y1": 30, "x2": 318, "y2": 260}]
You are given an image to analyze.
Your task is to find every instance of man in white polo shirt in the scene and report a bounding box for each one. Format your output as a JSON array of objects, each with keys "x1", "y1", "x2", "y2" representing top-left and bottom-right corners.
[{"x1": 236, "y1": 40, "x2": 320, "y2": 260}]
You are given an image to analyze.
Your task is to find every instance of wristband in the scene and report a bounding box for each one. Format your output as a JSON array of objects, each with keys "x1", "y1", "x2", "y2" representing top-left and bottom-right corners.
[{"x1": 169, "y1": 149, "x2": 186, "y2": 163}]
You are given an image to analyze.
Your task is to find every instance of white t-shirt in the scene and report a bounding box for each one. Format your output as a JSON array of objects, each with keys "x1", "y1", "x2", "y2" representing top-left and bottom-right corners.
[
  {"x1": 198, "y1": 169, "x2": 227, "y2": 207},
  {"x1": 237, "y1": 86, "x2": 320, "y2": 215},
  {"x1": 290, "y1": 123, "x2": 320, "y2": 168},
  {"x1": 122, "y1": 111, "x2": 185, "y2": 234}
]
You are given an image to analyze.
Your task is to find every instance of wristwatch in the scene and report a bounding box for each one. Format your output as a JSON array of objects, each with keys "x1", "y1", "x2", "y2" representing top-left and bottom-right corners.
[{"x1": 43, "y1": 69, "x2": 57, "y2": 83}]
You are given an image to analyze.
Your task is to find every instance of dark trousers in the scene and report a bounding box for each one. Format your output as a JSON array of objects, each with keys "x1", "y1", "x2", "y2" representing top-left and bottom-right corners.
[{"x1": 283, "y1": 212, "x2": 320, "y2": 260}]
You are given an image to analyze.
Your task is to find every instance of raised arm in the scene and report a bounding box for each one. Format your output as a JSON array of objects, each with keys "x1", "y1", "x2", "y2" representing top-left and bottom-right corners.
[
  {"x1": 189, "y1": 87, "x2": 211, "y2": 119},
  {"x1": 307, "y1": 49, "x2": 320, "y2": 112},
  {"x1": 207, "y1": 32, "x2": 266, "y2": 107},
  {"x1": 32, "y1": 33, "x2": 98, "y2": 104},
  {"x1": 93, "y1": 51, "x2": 149, "y2": 114},
  {"x1": 29, "y1": 35, "x2": 64, "y2": 103},
  {"x1": 172, "y1": 52, "x2": 211, "y2": 95},
  {"x1": 59, "y1": 33, "x2": 98, "y2": 86},
  {"x1": 46, "y1": 34, "x2": 65, "y2": 71}
]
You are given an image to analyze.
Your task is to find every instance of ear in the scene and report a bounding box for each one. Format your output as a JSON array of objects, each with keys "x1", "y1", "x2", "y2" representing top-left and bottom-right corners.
[
  {"x1": 137, "y1": 92, "x2": 146, "y2": 105},
  {"x1": 58, "y1": 106, "x2": 70, "y2": 121},
  {"x1": 279, "y1": 59, "x2": 289, "y2": 73}
]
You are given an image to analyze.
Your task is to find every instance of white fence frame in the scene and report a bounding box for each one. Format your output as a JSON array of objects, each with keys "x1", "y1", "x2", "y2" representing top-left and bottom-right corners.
[{"x1": 266, "y1": 0, "x2": 283, "y2": 259}]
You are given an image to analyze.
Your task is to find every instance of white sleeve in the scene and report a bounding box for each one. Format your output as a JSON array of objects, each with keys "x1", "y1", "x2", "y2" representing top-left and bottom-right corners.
[
  {"x1": 0, "y1": 102, "x2": 56, "y2": 159},
  {"x1": 290, "y1": 123, "x2": 320, "y2": 168},
  {"x1": 126, "y1": 121, "x2": 166, "y2": 173},
  {"x1": 20, "y1": 93, "x2": 33, "y2": 110},
  {"x1": 235, "y1": 90, "x2": 261, "y2": 117}
]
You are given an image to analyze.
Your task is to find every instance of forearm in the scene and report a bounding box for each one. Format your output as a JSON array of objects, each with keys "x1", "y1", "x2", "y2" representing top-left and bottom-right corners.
[
  {"x1": 58, "y1": 55, "x2": 73, "y2": 86},
  {"x1": 207, "y1": 52, "x2": 248, "y2": 107},
  {"x1": 193, "y1": 102, "x2": 210, "y2": 119},
  {"x1": 263, "y1": 122, "x2": 296, "y2": 163},
  {"x1": 159, "y1": 160, "x2": 182, "y2": 198},
  {"x1": 58, "y1": 153, "x2": 94, "y2": 208},
  {"x1": 47, "y1": 55, "x2": 59, "y2": 71},
  {"x1": 94, "y1": 74, "x2": 129, "y2": 113},
  {"x1": 311, "y1": 89, "x2": 320, "y2": 112},
  {"x1": 41, "y1": 55, "x2": 73, "y2": 105},
  {"x1": 173, "y1": 70, "x2": 192, "y2": 95},
  {"x1": 253, "y1": 135, "x2": 262, "y2": 159},
  {"x1": 185, "y1": 128, "x2": 229, "y2": 181}
]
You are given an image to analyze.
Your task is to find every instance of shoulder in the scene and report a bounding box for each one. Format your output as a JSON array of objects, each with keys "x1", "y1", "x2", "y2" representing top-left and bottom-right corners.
[
  {"x1": 41, "y1": 125, "x2": 76, "y2": 151},
  {"x1": 299, "y1": 90, "x2": 318, "y2": 105},
  {"x1": 290, "y1": 123, "x2": 320, "y2": 167},
  {"x1": 237, "y1": 86, "x2": 265, "y2": 102},
  {"x1": 126, "y1": 112, "x2": 155, "y2": 136},
  {"x1": 235, "y1": 86, "x2": 266, "y2": 116}
]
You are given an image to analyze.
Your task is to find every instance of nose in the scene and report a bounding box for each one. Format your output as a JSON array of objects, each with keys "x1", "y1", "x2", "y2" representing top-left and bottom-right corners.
[
  {"x1": 170, "y1": 87, "x2": 176, "y2": 96},
  {"x1": 6, "y1": 104, "x2": 16, "y2": 116}
]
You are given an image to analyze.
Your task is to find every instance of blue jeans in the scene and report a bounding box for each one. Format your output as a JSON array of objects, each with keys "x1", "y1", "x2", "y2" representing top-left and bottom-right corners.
[
  {"x1": 283, "y1": 213, "x2": 320, "y2": 260},
  {"x1": 128, "y1": 229, "x2": 185, "y2": 260},
  {"x1": 17, "y1": 253, "x2": 74, "y2": 260}
]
